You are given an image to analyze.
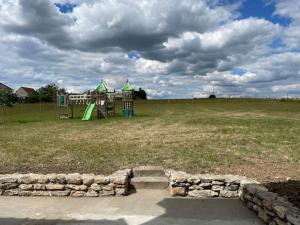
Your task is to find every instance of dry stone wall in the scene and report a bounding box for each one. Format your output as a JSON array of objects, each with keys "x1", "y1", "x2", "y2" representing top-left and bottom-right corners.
[
  {"x1": 241, "y1": 183, "x2": 300, "y2": 225},
  {"x1": 166, "y1": 170, "x2": 252, "y2": 198},
  {"x1": 167, "y1": 170, "x2": 300, "y2": 225},
  {"x1": 0, "y1": 169, "x2": 131, "y2": 197},
  {"x1": 0, "y1": 167, "x2": 299, "y2": 225}
]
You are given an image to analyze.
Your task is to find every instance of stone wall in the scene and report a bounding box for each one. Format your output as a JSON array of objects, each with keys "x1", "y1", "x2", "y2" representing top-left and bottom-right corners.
[
  {"x1": 167, "y1": 170, "x2": 300, "y2": 225},
  {"x1": 1, "y1": 168, "x2": 299, "y2": 225},
  {"x1": 241, "y1": 183, "x2": 300, "y2": 225},
  {"x1": 166, "y1": 170, "x2": 253, "y2": 198},
  {"x1": 0, "y1": 169, "x2": 131, "y2": 197}
]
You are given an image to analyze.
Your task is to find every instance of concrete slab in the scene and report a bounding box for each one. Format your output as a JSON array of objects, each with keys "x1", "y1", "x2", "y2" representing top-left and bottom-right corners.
[
  {"x1": 0, "y1": 190, "x2": 263, "y2": 225},
  {"x1": 131, "y1": 177, "x2": 169, "y2": 189},
  {"x1": 133, "y1": 166, "x2": 165, "y2": 177}
]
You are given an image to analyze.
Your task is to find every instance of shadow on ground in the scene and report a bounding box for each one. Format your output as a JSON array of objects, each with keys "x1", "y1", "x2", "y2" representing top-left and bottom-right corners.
[
  {"x1": 0, "y1": 198, "x2": 262, "y2": 225},
  {"x1": 264, "y1": 180, "x2": 300, "y2": 208}
]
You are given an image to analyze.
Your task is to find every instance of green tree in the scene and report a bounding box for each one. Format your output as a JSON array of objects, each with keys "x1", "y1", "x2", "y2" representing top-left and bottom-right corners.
[
  {"x1": 0, "y1": 89, "x2": 18, "y2": 107},
  {"x1": 0, "y1": 89, "x2": 18, "y2": 123},
  {"x1": 38, "y1": 84, "x2": 59, "y2": 102},
  {"x1": 38, "y1": 84, "x2": 56, "y2": 102},
  {"x1": 25, "y1": 91, "x2": 40, "y2": 103},
  {"x1": 134, "y1": 88, "x2": 147, "y2": 100}
]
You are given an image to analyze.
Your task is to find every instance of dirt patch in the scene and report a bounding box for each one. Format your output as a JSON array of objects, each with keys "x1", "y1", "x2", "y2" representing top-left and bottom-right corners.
[
  {"x1": 211, "y1": 160, "x2": 300, "y2": 209},
  {"x1": 214, "y1": 161, "x2": 300, "y2": 183}
]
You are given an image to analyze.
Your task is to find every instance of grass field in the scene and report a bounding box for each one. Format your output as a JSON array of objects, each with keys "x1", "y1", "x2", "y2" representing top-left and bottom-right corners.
[{"x1": 0, "y1": 99, "x2": 300, "y2": 182}]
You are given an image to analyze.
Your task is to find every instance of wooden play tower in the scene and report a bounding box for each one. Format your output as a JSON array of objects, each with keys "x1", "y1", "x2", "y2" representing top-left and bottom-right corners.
[
  {"x1": 122, "y1": 80, "x2": 134, "y2": 117},
  {"x1": 93, "y1": 80, "x2": 115, "y2": 119}
]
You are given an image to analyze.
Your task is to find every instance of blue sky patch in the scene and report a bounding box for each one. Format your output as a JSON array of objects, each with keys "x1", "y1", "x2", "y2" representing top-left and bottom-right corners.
[
  {"x1": 291, "y1": 48, "x2": 300, "y2": 53},
  {"x1": 127, "y1": 51, "x2": 141, "y2": 60},
  {"x1": 231, "y1": 67, "x2": 246, "y2": 76},
  {"x1": 270, "y1": 38, "x2": 286, "y2": 49},
  {"x1": 55, "y1": 3, "x2": 77, "y2": 13},
  {"x1": 238, "y1": 0, "x2": 291, "y2": 27}
]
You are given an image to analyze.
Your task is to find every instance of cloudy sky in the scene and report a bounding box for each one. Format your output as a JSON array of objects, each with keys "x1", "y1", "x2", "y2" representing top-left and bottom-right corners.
[{"x1": 0, "y1": 0, "x2": 299, "y2": 98}]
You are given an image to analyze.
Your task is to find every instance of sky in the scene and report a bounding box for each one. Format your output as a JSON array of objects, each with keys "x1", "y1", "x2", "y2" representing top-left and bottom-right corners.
[{"x1": 0, "y1": 0, "x2": 300, "y2": 99}]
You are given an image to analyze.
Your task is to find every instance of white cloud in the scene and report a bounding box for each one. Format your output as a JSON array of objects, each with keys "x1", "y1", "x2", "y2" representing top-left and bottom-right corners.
[
  {"x1": 135, "y1": 58, "x2": 167, "y2": 74},
  {"x1": 274, "y1": 0, "x2": 300, "y2": 49},
  {"x1": 0, "y1": 0, "x2": 299, "y2": 98}
]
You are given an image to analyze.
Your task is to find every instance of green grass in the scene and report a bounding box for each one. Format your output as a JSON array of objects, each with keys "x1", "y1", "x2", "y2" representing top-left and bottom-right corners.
[{"x1": 0, "y1": 99, "x2": 300, "y2": 181}]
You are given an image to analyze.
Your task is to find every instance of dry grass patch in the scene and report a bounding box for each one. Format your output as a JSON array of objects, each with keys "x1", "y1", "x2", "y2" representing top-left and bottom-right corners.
[{"x1": 0, "y1": 99, "x2": 299, "y2": 182}]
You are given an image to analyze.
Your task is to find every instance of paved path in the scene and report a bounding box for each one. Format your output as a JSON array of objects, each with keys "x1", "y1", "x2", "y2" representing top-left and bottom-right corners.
[{"x1": 0, "y1": 190, "x2": 263, "y2": 225}]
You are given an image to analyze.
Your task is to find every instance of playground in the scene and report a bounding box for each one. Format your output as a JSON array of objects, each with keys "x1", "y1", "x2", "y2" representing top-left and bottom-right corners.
[
  {"x1": 57, "y1": 80, "x2": 135, "y2": 120},
  {"x1": 0, "y1": 94, "x2": 300, "y2": 183}
]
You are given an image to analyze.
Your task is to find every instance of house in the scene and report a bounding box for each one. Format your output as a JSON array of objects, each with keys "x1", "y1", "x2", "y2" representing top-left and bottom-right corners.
[
  {"x1": 0, "y1": 82, "x2": 13, "y2": 92},
  {"x1": 16, "y1": 87, "x2": 36, "y2": 99}
]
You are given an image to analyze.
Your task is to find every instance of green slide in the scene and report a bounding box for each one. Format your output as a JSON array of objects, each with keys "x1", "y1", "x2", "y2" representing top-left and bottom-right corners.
[{"x1": 82, "y1": 103, "x2": 96, "y2": 121}]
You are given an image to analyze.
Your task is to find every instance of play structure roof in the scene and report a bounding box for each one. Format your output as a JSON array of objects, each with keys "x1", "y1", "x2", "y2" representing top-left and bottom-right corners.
[
  {"x1": 96, "y1": 80, "x2": 108, "y2": 93},
  {"x1": 122, "y1": 80, "x2": 133, "y2": 92}
]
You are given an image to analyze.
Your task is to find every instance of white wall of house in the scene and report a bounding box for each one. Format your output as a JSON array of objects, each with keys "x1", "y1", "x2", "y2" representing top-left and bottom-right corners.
[{"x1": 16, "y1": 88, "x2": 29, "y2": 99}]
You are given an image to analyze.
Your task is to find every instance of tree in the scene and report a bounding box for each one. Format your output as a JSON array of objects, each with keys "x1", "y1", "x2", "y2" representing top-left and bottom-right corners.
[
  {"x1": 25, "y1": 91, "x2": 40, "y2": 103},
  {"x1": 0, "y1": 89, "x2": 18, "y2": 123},
  {"x1": 0, "y1": 89, "x2": 18, "y2": 107},
  {"x1": 209, "y1": 94, "x2": 216, "y2": 99},
  {"x1": 134, "y1": 88, "x2": 147, "y2": 100},
  {"x1": 38, "y1": 84, "x2": 59, "y2": 102},
  {"x1": 38, "y1": 84, "x2": 56, "y2": 102}
]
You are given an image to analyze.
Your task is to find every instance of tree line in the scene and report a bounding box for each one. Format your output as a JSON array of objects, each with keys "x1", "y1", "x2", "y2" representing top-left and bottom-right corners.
[
  {"x1": 24, "y1": 84, "x2": 65, "y2": 103},
  {"x1": 0, "y1": 84, "x2": 64, "y2": 106},
  {"x1": 1, "y1": 84, "x2": 147, "y2": 107}
]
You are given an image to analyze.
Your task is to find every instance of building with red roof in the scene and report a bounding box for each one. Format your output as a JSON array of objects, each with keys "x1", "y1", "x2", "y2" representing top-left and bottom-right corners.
[{"x1": 16, "y1": 87, "x2": 36, "y2": 99}]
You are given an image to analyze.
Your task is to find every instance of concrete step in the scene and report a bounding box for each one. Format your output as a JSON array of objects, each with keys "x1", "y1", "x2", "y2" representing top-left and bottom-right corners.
[
  {"x1": 131, "y1": 176, "x2": 169, "y2": 189},
  {"x1": 133, "y1": 166, "x2": 165, "y2": 177}
]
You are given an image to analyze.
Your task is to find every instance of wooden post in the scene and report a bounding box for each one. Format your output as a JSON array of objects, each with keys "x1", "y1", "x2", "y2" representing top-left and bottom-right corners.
[{"x1": 70, "y1": 102, "x2": 74, "y2": 119}]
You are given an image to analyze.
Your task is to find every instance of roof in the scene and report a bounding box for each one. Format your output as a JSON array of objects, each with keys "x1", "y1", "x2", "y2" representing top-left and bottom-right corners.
[
  {"x1": 0, "y1": 82, "x2": 13, "y2": 91},
  {"x1": 122, "y1": 80, "x2": 133, "y2": 92},
  {"x1": 95, "y1": 80, "x2": 108, "y2": 93},
  {"x1": 19, "y1": 87, "x2": 35, "y2": 94}
]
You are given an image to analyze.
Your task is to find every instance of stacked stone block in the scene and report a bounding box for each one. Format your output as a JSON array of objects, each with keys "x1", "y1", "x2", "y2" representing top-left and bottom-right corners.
[
  {"x1": 167, "y1": 170, "x2": 300, "y2": 225},
  {"x1": 167, "y1": 170, "x2": 245, "y2": 198},
  {"x1": 0, "y1": 169, "x2": 131, "y2": 197},
  {"x1": 241, "y1": 183, "x2": 300, "y2": 225}
]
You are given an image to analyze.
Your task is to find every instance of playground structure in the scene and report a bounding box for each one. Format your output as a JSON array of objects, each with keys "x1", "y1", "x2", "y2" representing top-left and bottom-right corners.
[
  {"x1": 122, "y1": 80, "x2": 134, "y2": 117},
  {"x1": 57, "y1": 80, "x2": 134, "y2": 120}
]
